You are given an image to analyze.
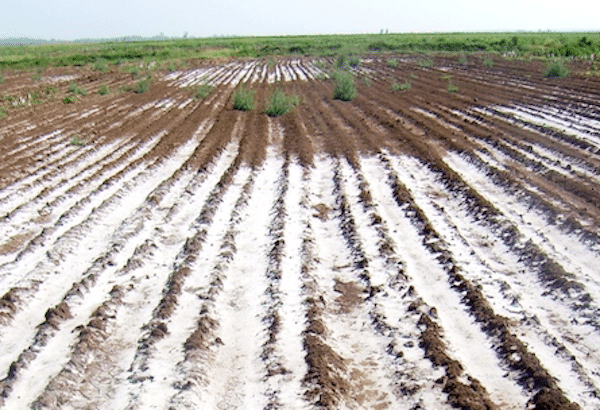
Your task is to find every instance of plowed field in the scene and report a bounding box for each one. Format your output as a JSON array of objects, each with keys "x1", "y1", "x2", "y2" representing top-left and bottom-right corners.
[{"x1": 1, "y1": 55, "x2": 599, "y2": 409}]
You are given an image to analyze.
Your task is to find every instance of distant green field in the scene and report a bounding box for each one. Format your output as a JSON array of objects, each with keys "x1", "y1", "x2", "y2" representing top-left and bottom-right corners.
[{"x1": 1, "y1": 32, "x2": 599, "y2": 70}]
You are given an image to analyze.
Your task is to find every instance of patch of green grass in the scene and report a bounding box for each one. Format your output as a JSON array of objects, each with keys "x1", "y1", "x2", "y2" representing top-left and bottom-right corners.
[
  {"x1": 0, "y1": 107, "x2": 6, "y2": 120},
  {"x1": 127, "y1": 65, "x2": 142, "y2": 78},
  {"x1": 263, "y1": 87, "x2": 300, "y2": 117},
  {"x1": 417, "y1": 58, "x2": 433, "y2": 68},
  {"x1": 70, "y1": 134, "x2": 86, "y2": 146},
  {"x1": 391, "y1": 81, "x2": 411, "y2": 91},
  {"x1": 331, "y1": 70, "x2": 357, "y2": 101},
  {"x1": 458, "y1": 54, "x2": 468, "y2": 66},
  {"x1": 98, "y1": 84, "x2": 111, "y2": 95},
  {"x1": 483, "y1": 57, "x2": 494, "y2": 67},
  {"x1": 0, "y1": 75, "x2": 4, "y2": 84},
  {"x1": 545, "y1": 60, "x2": 569, "y2": 78},
  {"x1": 68, "y1": 82, "x2": 87, "y2": 95},
  {"x1": 387, "y1": 58, "x2": 399, "y2": 68},
  {"x1": 62, "y1": 95, "x2": 77, "y2": 104},
  {"x1": 232, "y1": 85, "x2": 256, "y2": 111},
  {"x1": 447, "y1": 83, "x2": 459, "y2": 93},
  {"x1": 93, "y1": 58, "x2": 108, "y2": 72},
  {"x1": 194, "y1": 83, "x2": 214, "y2": 100},
  {"x1": 133, "y1": 78, "x2": 151, "y2": 93},
  {"x1": 348, "y1": 55, "x2": 361, "y2": 68}
]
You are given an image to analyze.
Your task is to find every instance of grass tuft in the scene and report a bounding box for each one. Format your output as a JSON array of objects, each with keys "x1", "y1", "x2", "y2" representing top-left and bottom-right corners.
[
  {"x1": 98, "y1": 84, "x2": 111, "y2": 95},
  {"x1": 133, "y1": 78, "x2": 151, "y2": 93},
  {"x1": 417, "y1": 58, "x2": 433, "y2": 68},
  {"x1": 545, "y1": 60, "x2": 569, "y2": 78},
  {"x1": 331, "y1": 70, "x2": 357, "y2": 101},
  {"x1": 70, "y1": 134, "x2": 86, "y2": 146},
  {"x1": 232, "y1": 85, "x2": 256, "y2": 111},
  {"x1": 94, "y1": 58, "x2": 108, "y2": 72},
  {"x1": 62, "y1": 95, "x2": 77, "y2": 104},
  {"x1": 0, "y1": 107, "x2": 6, "y2": 120},
  {"x1": 387, "y1": 58, "x2": 399, "y2": 68},
  {"x1": 68, "y1": 82, "x2": 87, "y2": 96},
  {"x1": 264, "y1": 88, "x2": 300, "y2": 117},
  {"x1": 391, "y1": 81, "x2": 411, "y2": 91},
  {"x1": 194, "y1": 83, "x2": 214, "y2": 100},
  {"x1": 447, "y1": 83, "x2": 459, "y2": 93}
]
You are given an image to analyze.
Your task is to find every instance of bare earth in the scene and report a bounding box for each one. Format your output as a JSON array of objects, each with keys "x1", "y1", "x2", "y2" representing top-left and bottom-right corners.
[{"x1": 0, "y1": 55, "x2": 599, "y2": 409}]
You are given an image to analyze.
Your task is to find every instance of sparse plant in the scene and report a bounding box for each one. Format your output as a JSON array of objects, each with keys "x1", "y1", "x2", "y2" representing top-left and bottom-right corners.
[
  {"x1": 62, "y1": 95, "x2": 77, "y2": 104},
  {"x1": 387, "y1": 58, "x2": 399, "y2": 68},
  {"x1": 361, "y1": 75, "x2": 372, "y2": 87},
  {"x1": 133, "y1": 78, "x2": 151, "y2": 93},
  {"x1": 94, "y1": 58, "x2": 108, "y2": 72},
  {"x1": 348, "y1": 55, "x2": 361, "y2": 68},
  {"x1": 232, "y1": 85, "x2": 256, "y2": 111},
  {"x1": 98, "y1": 84, "x2": 111, "y2": 95},
  {"x1": 314, "y1": 59, "x2": 327, "y2": 69},
  {"x1": 447, "y1": 83, "x2": 459, "y2": 93},
  {"x1": 331, "y1": 70, "x2": 357, "y2": 101},
  {"x1": 316, "y1": 72, "x2": 328, "y2": 81},
  {"x1": 264, "y1": 87, "x2": 300, "y2": 117},
  {"x1": 168, "y1": 63, "x2": 176, "y2": 72},
  {"x1": 458, "y1": 54, "x2": 468, "y2": 67},
  {"x1": 45, "y1": 85, "x2": 57, "y2": 96},
  {"x1": 545, "y1": 60, "x2": 569, "y2": 78},
  {"x1": 194, "y1": 83, "x2": 214, "y2": 100},
  {"x1": 68, "y1": 82, "x2": 87, "y2": 96},
  {"x1": 391, "y1": 81, "x2": 411, "y2": 91},
  {"x1": 417, "y1": 58, "x2": 433, "y2": 68},
  {"x1": 0, "y1": 75, "x2": 4, "y2": 84},
  {"x1": 70, "y1": 133, "x2": 86, "y2": 146},
  {"x1": 127, "y1": 65, "x2": 141, "y2": 78},
  {"x1": 0, "y1": 107, "x2": 6, "y2": 119},
  {"x1": 483, "y1": 57, "x2": 494, "y2": 67}
]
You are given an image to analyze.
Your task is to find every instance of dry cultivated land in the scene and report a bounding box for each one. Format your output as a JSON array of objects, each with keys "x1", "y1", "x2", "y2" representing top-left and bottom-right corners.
[{"x1": 0, "y1": 45, "x2": 600, "y2": 410}]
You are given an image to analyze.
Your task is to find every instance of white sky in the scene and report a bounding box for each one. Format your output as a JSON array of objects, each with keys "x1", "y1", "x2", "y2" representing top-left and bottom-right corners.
[{"x1": 1, "y1": 0, "x2": 598, "y2": 40}]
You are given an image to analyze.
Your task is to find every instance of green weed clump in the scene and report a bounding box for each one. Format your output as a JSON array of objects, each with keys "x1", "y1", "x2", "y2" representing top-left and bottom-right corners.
[
  {"x1": 264, "y1": 88, "x2": 299, "y2": 117},
  {"x1": 94, "y1": 58, "x2": 108, "y2": 72},
  {"x1": 331, "y1": 70, "x2": 357, "y2": 101},
  {"x1": 483, "y1": 57, "x2": 494, "y2": 67},
  {"x1": 0, "y1": 75, "x2": 4, "y2": 84},
  {"x1": 387, "y1": 58, "x2": 399, "y2": 68},
  {"x1": 70, "y1": 133, "x2": 87, "y2": 146},
  {"x1": 68, "y1": 82, "x2": 87, "y2": 96},
  {"x1": 232, "y1": 85, "x2": 256, "y2": 111},
  {"x1": 458, "y1": 54, "x2": 468, "y2": 66},
  {"x1": 545, "y1": 60, "x2": 569, "y2": 78},
  {"x1": 134, "y1": 78, "x2": 151, "y2": 93},
  {"x1": 194, "y1": 83, "x2": 214, "y2": 100},
  {"x1": 62, "y1": 95, "x2": 77, "y2": 104},
  {"x1": 447, "y1": 83, "x2": 459, "y2": 93},
  {"x1": 98, "y1": 84, "x2": 111, "y2": 95},
  {"x1": 391, "y1": 81, "x2": 411, "y2": 91},
  {"x1": 0, "y1": 107, "x2": 6, "y2": 119},
  {"x1": 417, "y1": 58, "x2": 433, "y2": 68}
]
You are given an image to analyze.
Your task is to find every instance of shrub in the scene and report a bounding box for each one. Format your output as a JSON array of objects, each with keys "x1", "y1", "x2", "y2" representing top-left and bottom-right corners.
[
  {"x1": 134, "y1": 78, "x2": 151, "y2": 93},
  {"x1": 94, "y1": 58, "x2": 108, "y2": 72},
  {"x1": 417, "y1": 58, "x2": 433, "y2": 68},
  {"x1": 68, "y1": 82, "x2": 87, "y2": 96},
  {"x1": 447, "y1": 83, "x2": 459, "y2": 93},
  {"x1": 391, "y1": 81, "x2": 411, "y2": 91},
  {"x1": 545, "y1": 60, "x2": 569, "y2": 78},
  {"x1": 331, "y1": 70, "x2": 357, "y2": 101},
  {"x1": 98, "y1": 84, "x2": 111, "y2": 95},
  {"x1": 264, "y1": 88, "x2": 299, "y2": 117},
  {"x1": 62, "y1": 95, "x2": 77, "y2": 104},
  {"x1": 232, "y1": 85, "x2": 255, "y2": 111},
  {"x1": 387, "y1": 58, "x2": 399, "y2": 68},
  {"x1": 70, "y1": 134, "x2": 86, "y2": 146},
  {"x1": 194, "y1": 83, "x2": 214, "y2": 100}
]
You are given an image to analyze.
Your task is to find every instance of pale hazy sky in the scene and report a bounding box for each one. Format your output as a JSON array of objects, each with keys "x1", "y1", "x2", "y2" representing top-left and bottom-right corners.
[{"x1": 1, "y1": 0, "x2": 598, "y2": 40}]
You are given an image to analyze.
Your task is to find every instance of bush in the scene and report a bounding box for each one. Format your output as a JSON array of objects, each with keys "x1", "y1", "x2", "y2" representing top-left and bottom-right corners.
[
  {"x1": 232, "y1": 85, "x2": 255, "y2": 111},
  {"x1": 194, "y1": 83, "x2": 214, "y2": 100},
  {"x1": 332, "y1": 70, "x2": 357, "y2": 101},
  {"x1": 545, "y1": 60, "x2": 569, "y2": 78},
  {"x1": 98, "y1": 84, "x2": 110, "y2": 95},
  {"x1": 447, "y1": 83, "x2": 459, "y2": 93},
  {"x1": 62, "y1": 95, "x2": 77, "y2": 104},
  {"x1": 391, "y1": 81, "x2": 411, "y2": 91},
  {"x1": 94, "y1": 58, "x2": 107, "y2": 72},
  {"x1": 264, "y1": 88, "x2": 299, "y2": 117},
  {"x1": 68, "y1": 82, "x2": 87, "y2": 96},
  {"x1": 134, "y1": 78, "x2": 151, "y2": 93}
]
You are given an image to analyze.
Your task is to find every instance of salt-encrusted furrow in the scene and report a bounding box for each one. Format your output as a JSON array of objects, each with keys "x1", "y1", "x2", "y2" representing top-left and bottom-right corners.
[
  {"x1": 0, "y1": 131, "x2": 164, "y2": 277},
  {"x1": 0, "y1": 133, "x2": 205, "y2": 409}
]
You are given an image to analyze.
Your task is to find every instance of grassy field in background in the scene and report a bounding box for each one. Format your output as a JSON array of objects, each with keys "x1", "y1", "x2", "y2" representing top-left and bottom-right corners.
[{"x1": 1, "y1": 32, "x2": 599, "y2": 70}]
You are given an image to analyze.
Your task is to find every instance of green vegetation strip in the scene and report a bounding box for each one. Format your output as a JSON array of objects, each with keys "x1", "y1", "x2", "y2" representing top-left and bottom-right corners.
[{"x1": 1, "y1": 32, "x2": 599, "y2": 70}]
